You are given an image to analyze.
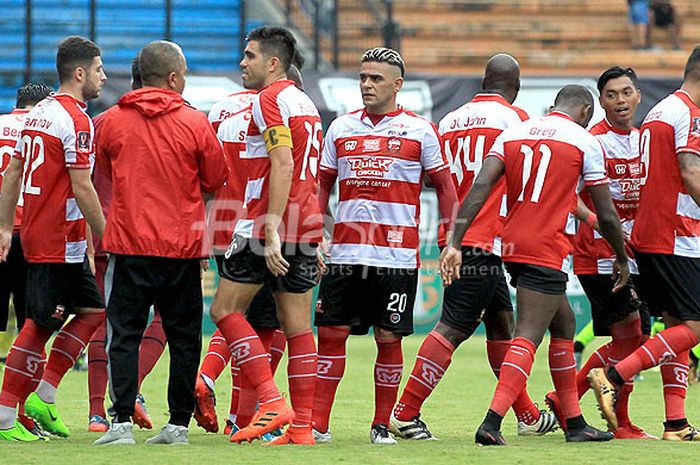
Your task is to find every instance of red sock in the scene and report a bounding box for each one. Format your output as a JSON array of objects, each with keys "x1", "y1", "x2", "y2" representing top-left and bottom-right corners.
[
  {"x1": 489, "y1": 337, "x2": 536, "y2": 417},
  {"x1": 270, "y1": 329, "x2": 286, "y2": 375},
  {"x1": 616, "y1": 383, "x2": 635, "y2": 427},
  {"x1": 256, "y1": 327, "x2": 276, "y2": 354},
  {"x1": 486, "y1": 339, "x2": 541, "y2": 425},
  {"x1": 661, "y1": 351, "x2": 689, "y2": 421},
  {"x1": 235, "y1": 373, "x2": 256, "y2": 429},
  {"x1": 615, "y1": 325, "x2": 699, "y2": 381},
  {"x1": 394, "y1": 331, "x2": 453, "y2": 421},
  {"x1": 373, "y1": 338, "x2": 403, "y2": 426},
  {"x1": 549, "y1": 338, "x2": 581, "y2": 420},
  {"x1": 287, "y1": 330, "x2": 317, "y2": 428},
  {"x1": 0, "y1": 320, "x2": 53, "y2": 408},
  {"x1": 201, "y1": 329, "x2": 231, "y2": 381},
  {"x1": 229, "y1": 364, "x2": 240, "y2": 417},
  {"x1": 312, "y1": 326, "x2": 349, "y2": 433},
  {"x1": 18, "y1": 349, "x2": 46, "y2": 417},
  {"x1": 43, "y1": 313, "x2": 103, "y2": 389},
  {"x1": 608, "y1": 318, "x2": 643, "y2": 366},
  {"x1": 88, "y1": 318, "x2": 108, "y2": 417},
  {"x1": 137, "y1": 312, "x2": 167, "y2": 389},
  {"x1": 216, "y1": 313, "x2": 280, "y2": 404},
  {"x1": 576, "y1": 342, "x2": 611, "y2": 398}
]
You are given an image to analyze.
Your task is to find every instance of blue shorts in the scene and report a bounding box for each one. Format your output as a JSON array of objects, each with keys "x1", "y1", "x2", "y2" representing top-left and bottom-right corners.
[{"x1": 629, "y1": 0, "x2": 649, "y2": 25}]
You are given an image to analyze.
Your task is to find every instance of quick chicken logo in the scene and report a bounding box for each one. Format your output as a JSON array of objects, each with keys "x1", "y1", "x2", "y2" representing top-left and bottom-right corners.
[{"x1": 347, "y1": 156, "x2": 394, "y2": 178}]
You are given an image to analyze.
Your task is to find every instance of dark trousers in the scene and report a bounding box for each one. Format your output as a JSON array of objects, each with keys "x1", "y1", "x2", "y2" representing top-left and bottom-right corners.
[
  {"x1": 0, "y1": 234, "x2": 27, "y2": 332},
  {"x1": 105, "y1": 254, "x2": 202, "y2": 426}
]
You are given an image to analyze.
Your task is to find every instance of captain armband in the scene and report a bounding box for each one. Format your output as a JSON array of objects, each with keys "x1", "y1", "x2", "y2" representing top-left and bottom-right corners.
[{"x1": 263, "y1": 125, "x2": 293, "y2": 152}]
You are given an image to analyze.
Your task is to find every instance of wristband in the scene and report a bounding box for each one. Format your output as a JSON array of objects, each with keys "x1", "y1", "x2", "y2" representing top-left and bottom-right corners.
[{"x1": 585, "y1": 212, "x2": 597, "y2": 227}]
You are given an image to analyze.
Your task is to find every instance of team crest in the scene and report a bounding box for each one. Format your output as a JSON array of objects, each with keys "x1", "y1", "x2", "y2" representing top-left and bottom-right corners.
[
  {"x1": 77, "y1": 131, "x2": 90, "y2": 151},
  {"x1": 52, "y1": 304, "x2": 66, "y2": 321},
  {"x1": 387, "y1": 138, "x2": 402, "y2": 152},
  {"x1": 693, "y1": 117, "x2": 700, "y2": 135}
]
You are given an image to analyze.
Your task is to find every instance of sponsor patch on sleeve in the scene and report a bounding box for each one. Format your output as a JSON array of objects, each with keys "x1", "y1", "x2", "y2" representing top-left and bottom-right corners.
[
  {"x1": 77, "y1": 131, "x2": 90, "y2": 152},
  {"x1": 263, "y1": 125, "x2": 292, "y2": 152}
]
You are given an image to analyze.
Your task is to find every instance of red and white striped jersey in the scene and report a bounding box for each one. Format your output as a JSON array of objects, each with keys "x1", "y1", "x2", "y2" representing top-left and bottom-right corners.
[
  {"x1": 320, "y1": 107, "x2": 449, "y2": 269},
  {"x1": 211, "y1": 105, "x2": 254, "y2": 250},
  {"x1": 438, "y1": 94, "x2": 529, "y2": 254},
  {"x1": 574, "y1": 119, "x2": 642, "y2": 274},
  {"x1": 0, "y1": 108, "x2": 29, "y2": 232},
  {"x1": 208, "y1": 90, "x2": 256, "y2": 132},
  {"x1": 488, "y1": 112, "x2": 609, "y2": 271},
  {"x1": 13, "y1": 93, "x2": 94, "y2": 263},
  {"x1": 235, "y1": 80, "x2": 323, "y2": 244},
  {"x1": 632, "y1": 90, "x2": 700, "y2": 257}
]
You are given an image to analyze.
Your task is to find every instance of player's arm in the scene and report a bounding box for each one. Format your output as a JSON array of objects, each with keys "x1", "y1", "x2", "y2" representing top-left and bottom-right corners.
[
  {"x1": 574, "y1": 196, "x2": 600, "y2": 232},
  {"x1": 587, "y1": 184, "x2": 630, "y2": 291},
  {"x1": 679, "y1": 152, "x2": 700, "y2": 206},
  {"x1": 264, "y1": 124, "x2": 294, "y2": 276},
  {"x1": 428, "y1": 168, "x2": 458, "y2": 238},
  {"x1": 440, "y1": 156, "x2": 504, "y2": 285},
  {"x1": 0, "y1": 157, "x2": 23, "y2": 261},
  {"x1": 70, "y1": 168, "x2": 106, "y2": 240}
]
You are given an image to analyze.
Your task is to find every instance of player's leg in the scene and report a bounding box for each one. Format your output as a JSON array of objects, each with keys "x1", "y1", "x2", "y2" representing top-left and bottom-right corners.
[
  {"x1": 573, "y1": 320, "x2": 595, "y2": 368},
  {"x1": 144, "y1": 258, "x2": 202, "y2": 445},
  {"x1": 312, "y1": 264, "x2": 356, "y2": 441},
  {"x1": 87, "y1": 254, "x2": 109, "y2": 432}
]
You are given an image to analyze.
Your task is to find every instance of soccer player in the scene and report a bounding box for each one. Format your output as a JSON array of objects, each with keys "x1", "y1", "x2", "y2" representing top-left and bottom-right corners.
[
  {"x1": 0, "y1": 83, "x2": 53, "y2": 437},
  {"x1": 92, "y1": 40, "x2": 228, "y2": 445},
  {"x1": 0, "y1": 36, "x2": 108, "y2": 441},
  {"x1": 548, "y1": 66, "x2": 655, "y2": 440},
  {"x1": 312, "y1": 47, "x2": 458, "y2": 444},
  {"x1": 0, "y1": 83, "x2": 53, "y2": 335},
  {"x1": 86, "y1": 54, "x2": 166, "y2": 433},
  {"x1": 194, "y1": 64, "x2": 304, "y2": 436},
  {"x1": 390, "y1": 54, "x2": 557, "y2": 441},
  {"x1": 441, "y1": 85, "x2": 629, "y2": 445},
  {"x1": 589, "y1": 46, "x2": 700, "y2": 442},
  {"x1": 209, "y1": 26, "x2": 323, "y2": 445}
]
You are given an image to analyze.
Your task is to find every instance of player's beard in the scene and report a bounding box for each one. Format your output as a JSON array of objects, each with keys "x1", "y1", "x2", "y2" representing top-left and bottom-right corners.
[{"x1": 82, "y1": 81, "x2": 101, "y2": 101}]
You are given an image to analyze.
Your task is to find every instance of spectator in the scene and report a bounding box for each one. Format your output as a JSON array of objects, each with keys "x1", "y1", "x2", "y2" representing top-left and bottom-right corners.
[
  {"x1": 648, "y1": 0, "x2": 682, "y2": 50},
  {"x1": 628, "y1": 0, "x2": 650, "y2": 50}
]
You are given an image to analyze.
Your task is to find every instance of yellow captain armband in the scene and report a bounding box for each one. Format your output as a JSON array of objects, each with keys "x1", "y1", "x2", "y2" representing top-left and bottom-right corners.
[{"x1": 263, "y1": 125, "x2": 293, "y2": 152}]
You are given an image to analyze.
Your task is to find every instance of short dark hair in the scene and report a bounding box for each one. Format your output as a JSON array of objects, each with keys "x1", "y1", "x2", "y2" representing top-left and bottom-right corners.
[
  {"x1": 139, "y1": 40, "x2": 185, "y2": 86},
  {"x1": 247, "y1": 26, "x2": 297, "y2": 72},
  {"x1": 131, "y1": 53, "x2": 142, "y2": 89},
  {"x1": 597, "y1": 66, "x2": 639, "y2": 93},
  {"x1": 554, "y1": 84, "x2": 594, "y2": 108},
  {"x1": 361, "y1": 47, "x2": 405, "y2": 77},
  {"x1": 16, "y1": 83, "x2": 53, "y2": 108},
  {"x1": 56, "y1": 36, "x2": 101, "y2": 83},
  {"x1": 683, "y1": 45, "x2": 700, "y2": 81}
]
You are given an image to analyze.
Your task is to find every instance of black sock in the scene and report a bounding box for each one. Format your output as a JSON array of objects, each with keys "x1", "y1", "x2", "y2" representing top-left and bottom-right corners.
[
  {"x1": 565, "y1": 415, "x2": 586, "y2": 433},
  {"x1": 115, "y1": 414, "x2": 131, "y2": 424},
  {"x1": 606, "y1": 366, "x2": 625, "y2": 386},
  {"x1": 664, "y1": 419, "x2": 689, "y2": 431},
  {"x1": 483, "y1": 409, "x2": 503, "y2": 430}
]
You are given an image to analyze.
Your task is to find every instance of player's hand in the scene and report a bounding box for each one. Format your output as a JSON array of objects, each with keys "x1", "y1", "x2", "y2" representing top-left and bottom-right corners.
[
  {"x1": 264, "y1": 230, "x2": 290, "y2": 276},
  {"x1": 611, "y1": 257, "x2": 630, "y2": 293},
  {"x1": 0, "y1": 229, "x2": 12, "y2": 262},
  {"x1": 87, "y1": 253, "x2": 96, "y2": 275},
  {"x1": 620, "y1": 219, "x2": 632, "y2": 242},
  {"x1": 439, "y1": 245, "x2": 462, "y2": 287}
]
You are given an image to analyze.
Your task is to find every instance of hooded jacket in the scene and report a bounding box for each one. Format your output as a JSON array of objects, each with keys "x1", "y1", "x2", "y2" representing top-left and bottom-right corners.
[{"x1": 95, "y1": 87, "x2": 228, "y2": 258}]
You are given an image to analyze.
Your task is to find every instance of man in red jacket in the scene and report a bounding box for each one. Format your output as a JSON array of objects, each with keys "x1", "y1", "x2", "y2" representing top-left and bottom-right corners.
[{"x1": 92, "y1": 40, "x2": 228, "y2": 446}]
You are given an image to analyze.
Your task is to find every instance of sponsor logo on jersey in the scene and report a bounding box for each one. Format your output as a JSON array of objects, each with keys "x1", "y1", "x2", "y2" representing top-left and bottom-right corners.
[
  {"x1": 614, "y1": 164, "x2": 626, "y2": 175},
  {"x1": 77, "y1": 131, "x2": 90, "y2": 151},
  {"x1": 387, "y1": 138, "x2": 402, "y2": 152},
  {"x1": 344, "y1": 140, "x2": 358, "y2": 151},
  {"x1": 387, "y1": 230, "x2": 404, "y2": 243},
  {"x1": 347, "y1": 156, "x2": 394, "y2": 178},
  {"x1": 363, "y1": 139, "x2": 381, "y2": 152},
  {"x1": 692, "y1": 117, "x2": 700, "y2": 135},
  {"x1": 375, "y1": 367, "x2": 402, "y2": 384}
]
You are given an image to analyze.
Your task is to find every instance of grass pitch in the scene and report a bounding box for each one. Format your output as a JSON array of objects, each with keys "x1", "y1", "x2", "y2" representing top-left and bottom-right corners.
[{"x1": 1, "y1": 335, "x2": 698, "y2": 464}]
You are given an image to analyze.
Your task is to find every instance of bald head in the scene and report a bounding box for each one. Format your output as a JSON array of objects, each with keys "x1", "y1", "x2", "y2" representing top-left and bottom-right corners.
[
  {"x1": 482, "y1": 54, "x2": 521, "y2": 103},
  {"x1": 139, "y1": 40, "x2": 186, "y2": 90},
  {"x1": 553, "y1": 85, "x2": 594, "y2": 127}
]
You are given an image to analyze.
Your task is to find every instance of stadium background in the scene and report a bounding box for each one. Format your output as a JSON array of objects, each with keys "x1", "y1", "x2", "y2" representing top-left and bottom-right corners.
[{"x1": 4, "y1": 0, "x2": 697, "y2": 333}]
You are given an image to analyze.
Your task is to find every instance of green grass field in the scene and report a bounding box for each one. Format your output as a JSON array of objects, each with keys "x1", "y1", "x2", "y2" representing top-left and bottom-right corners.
[{"x1": 1, "y1": 335, "x2": 699, "y2": 464}]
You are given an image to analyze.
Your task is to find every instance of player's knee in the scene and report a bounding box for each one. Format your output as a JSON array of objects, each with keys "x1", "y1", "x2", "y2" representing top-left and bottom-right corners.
[
  {"x1": 483, "y1": 311, "x2": 514, "y2": 340},
  {"x1": 374, "y1": 326, "x2": 402, "y2": 342},
  {"x1": 209, "y1": 298, "x2": 233, "y2": 323},
  {"x1": 434, "y1": 321, "x2": 470, "y2": 347}
]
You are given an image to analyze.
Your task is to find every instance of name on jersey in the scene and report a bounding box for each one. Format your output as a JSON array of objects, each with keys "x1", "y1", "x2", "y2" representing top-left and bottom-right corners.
[
  {"x1": 347, "y1": 156, "x2": 394, "y2": 178},
  {"x1": 529, "y1": 127, "x2": 557, "y2": 138},
  {"x1": 24, "y1": 117, "x2": 53, "y2": 130},
  {"x1": 2, "y1": 127, "x2": 20, "y2": 138},
  {"x1": 448, "y1": 115, "x2": 486, "y2": 130}
]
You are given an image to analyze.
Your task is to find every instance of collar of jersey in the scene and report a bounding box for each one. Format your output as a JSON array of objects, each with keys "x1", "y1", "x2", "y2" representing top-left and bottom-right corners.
[
  {"x1": 548, "y1": 111, "x2": 576, "y2": 123},
  {"x1": 676, "y1": 89, "x2": 699, "y2": 108},
  {"x1": 602, "y1": 117, "x2": 634, "y2": 135},
  {"x1": 11, "y1": 108, "x2": 31, "y2": 115},
  {"x1": 51, "y1": 92, "x2": 87, "y2": 108},
  {"x1": 361, "y1": 106, "x2": 404, "y2": 124},
  {"x1": 472, "y1": 93, "x2": 509, "y2": 104}
]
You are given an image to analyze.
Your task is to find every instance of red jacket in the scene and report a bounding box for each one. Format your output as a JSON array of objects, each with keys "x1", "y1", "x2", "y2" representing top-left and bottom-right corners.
[{"x1": 95, "y1": 87, "x2": 228, "y2": 258}]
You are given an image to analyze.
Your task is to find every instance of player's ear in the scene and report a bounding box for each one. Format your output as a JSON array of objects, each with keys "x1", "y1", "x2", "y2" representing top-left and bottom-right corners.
[{"x1": 394, "y1": 76, "x2": 404, "y2": 93}]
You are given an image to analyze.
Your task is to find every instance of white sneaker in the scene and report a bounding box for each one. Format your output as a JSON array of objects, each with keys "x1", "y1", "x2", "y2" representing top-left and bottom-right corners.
[
  {"x1": 93, "y1": 422, "x2": 135, "y2": 445},
  {"x1": 370, "y1": 424, "x2": 397, "y2": 445},
  {"x1": 312, "y1": 428, "x2": 332, "y2": 443},
  {"x1": 145, "y1": 424, "x2": 189, "y2": 445},
  {"x1": 517, "y1": 410, "x2": 559, "y2": 436},
  {"x1": 389, "y1": 413, "x2": 438, "y2": 440}
]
